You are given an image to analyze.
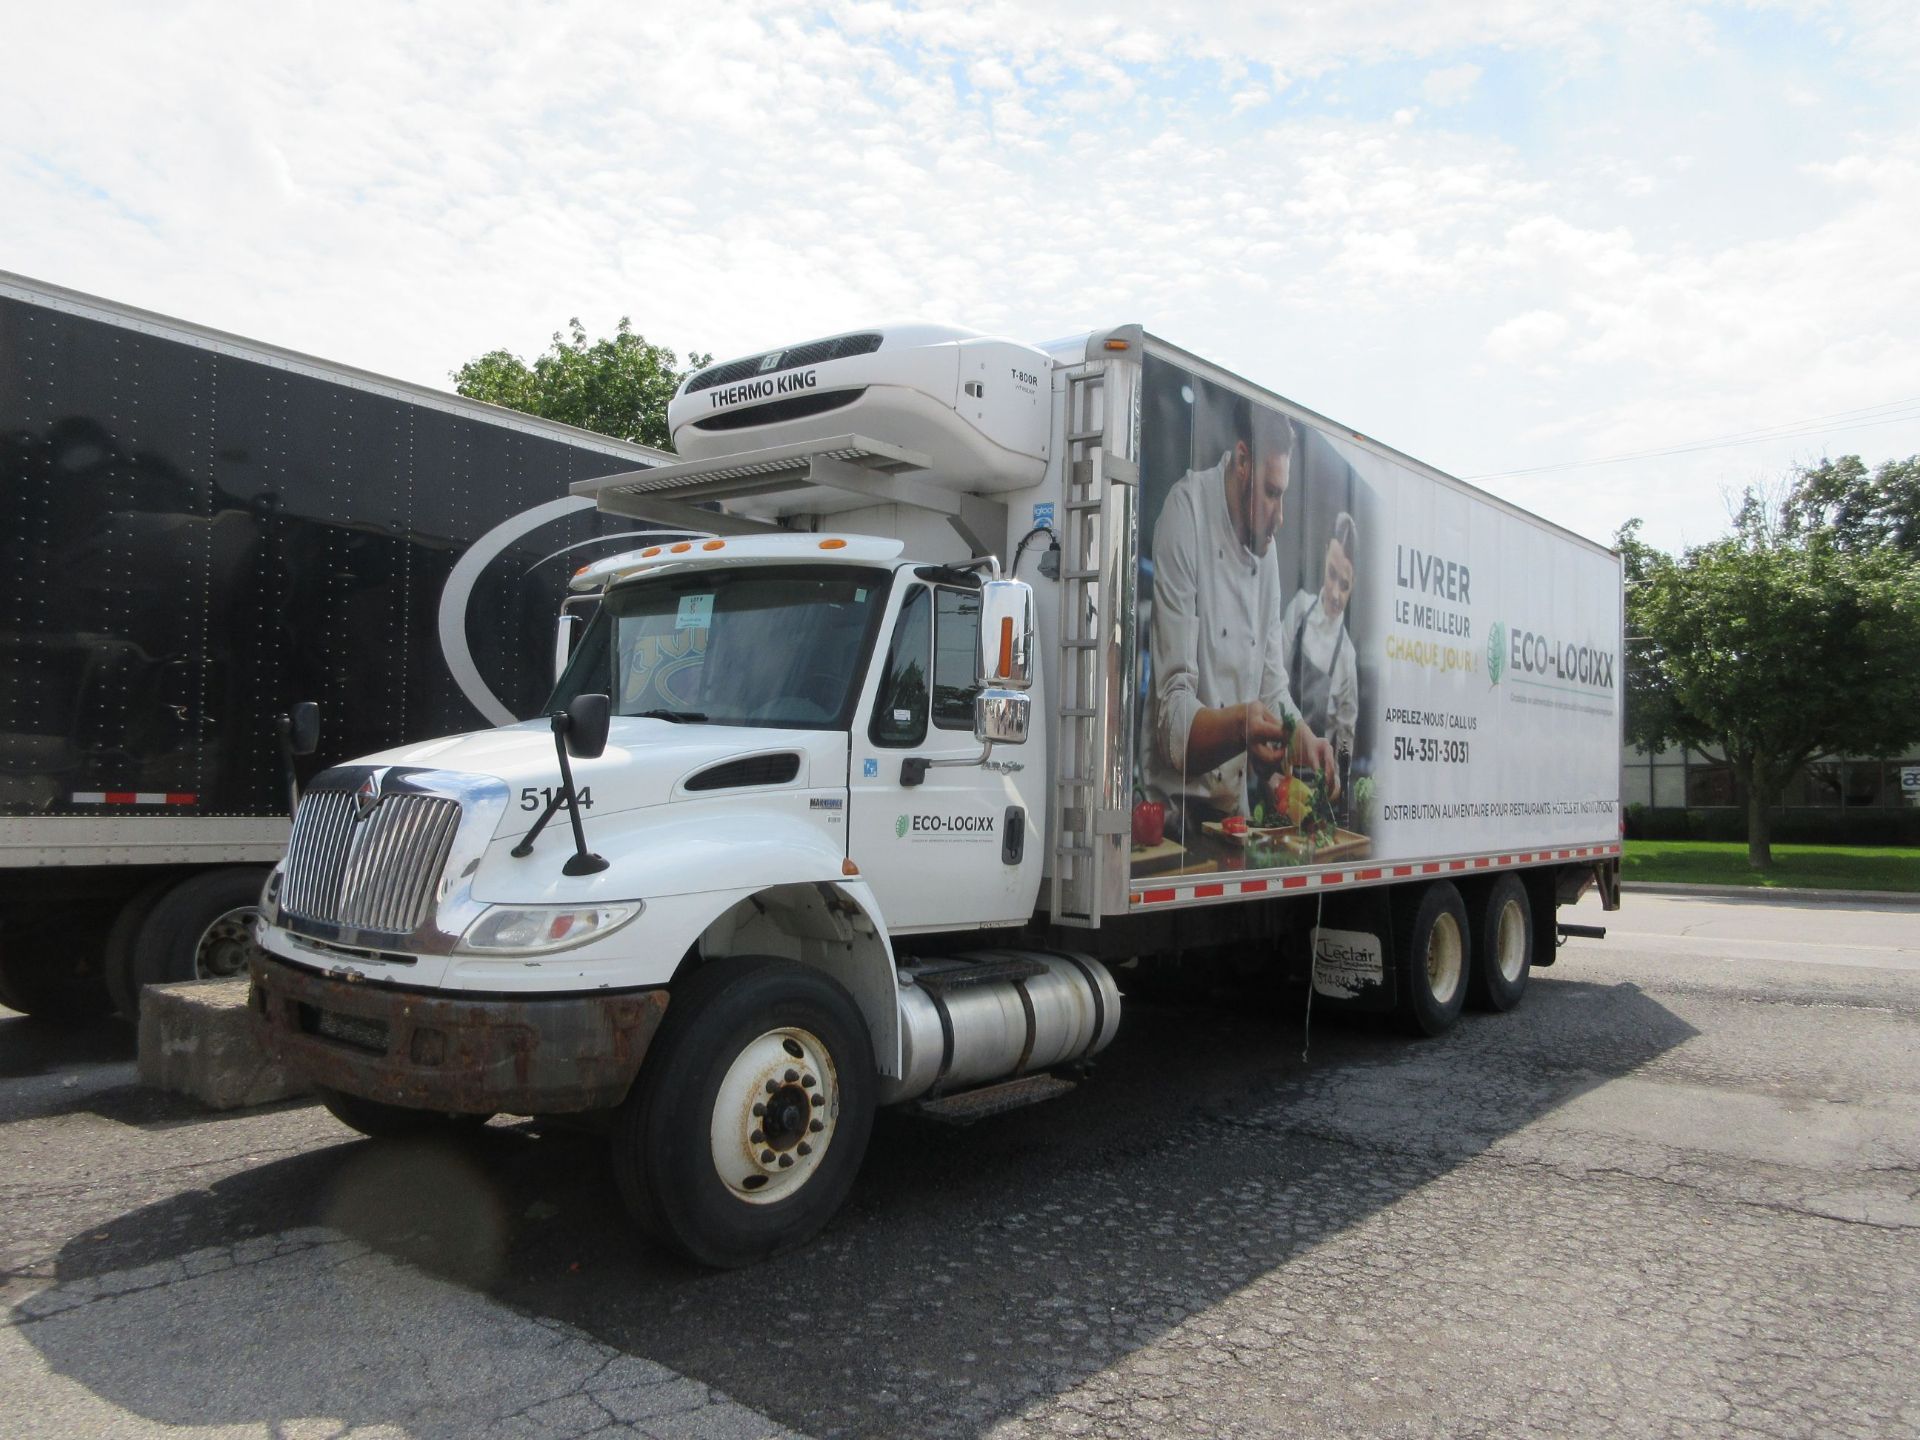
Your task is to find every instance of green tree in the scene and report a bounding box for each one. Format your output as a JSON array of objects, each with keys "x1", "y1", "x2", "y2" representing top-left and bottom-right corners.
[
  {"x1": 453, "y1": 319, "x2": 711, "y2": 450},
  {"x1": 1620, "y1": 494, "x2": 1920, "y2": 869},
  {"x1": 1782, "y1": 453, "x2": 1920, "y2": 556}
]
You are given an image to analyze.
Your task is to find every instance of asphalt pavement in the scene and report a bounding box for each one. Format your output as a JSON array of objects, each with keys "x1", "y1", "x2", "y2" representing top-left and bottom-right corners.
[{"x1": 2, "y1": 890, "x2": 1917, "y2": 1439}]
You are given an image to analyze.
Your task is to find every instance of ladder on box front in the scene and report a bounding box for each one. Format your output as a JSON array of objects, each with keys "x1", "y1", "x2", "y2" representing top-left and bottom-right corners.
[{"x1": 1051, "y1": 369, "x2": 1127, "y2": 926}]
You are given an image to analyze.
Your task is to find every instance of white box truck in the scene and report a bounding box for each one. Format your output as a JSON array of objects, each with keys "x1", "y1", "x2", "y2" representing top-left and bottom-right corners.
[{"x1": 251, "y1": 321, "x2": 1623, "y2": 1266}]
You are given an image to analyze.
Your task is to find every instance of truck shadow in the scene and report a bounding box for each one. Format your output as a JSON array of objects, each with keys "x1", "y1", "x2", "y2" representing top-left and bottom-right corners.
[{"x1": 17, "y1": 969, "x2": 1695, "y2": 1439}]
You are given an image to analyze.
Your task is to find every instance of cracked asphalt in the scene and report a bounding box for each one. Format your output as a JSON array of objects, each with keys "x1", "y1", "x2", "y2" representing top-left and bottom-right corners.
[{"x1": 3, "y1": 889, "x2": 1918, "y2": 1438}]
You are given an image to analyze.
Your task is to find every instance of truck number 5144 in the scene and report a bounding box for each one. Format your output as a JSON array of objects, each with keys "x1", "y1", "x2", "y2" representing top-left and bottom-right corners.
[{"x1": 520, "y1": 786, "x2": 593, "y2": 810}]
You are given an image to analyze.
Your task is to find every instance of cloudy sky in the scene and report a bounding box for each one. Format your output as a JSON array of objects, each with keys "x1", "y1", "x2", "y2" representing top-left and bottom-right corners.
[{"x1": 7, "y1": 0, "x2": 1917, "y2": 550}]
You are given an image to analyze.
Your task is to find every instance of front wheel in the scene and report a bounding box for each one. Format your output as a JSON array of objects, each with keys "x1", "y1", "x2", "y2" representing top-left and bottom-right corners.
[{"x1": 612, "y1": 955, "x2": 875, "y2": 1268}]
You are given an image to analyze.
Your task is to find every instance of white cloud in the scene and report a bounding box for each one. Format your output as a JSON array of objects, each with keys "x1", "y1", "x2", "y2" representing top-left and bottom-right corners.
[
  {"x1": 1421, "y1": 62, "x2": 1483, "y2": 106},
  {"x1": 1485, "y1": 309, "x2": 1571, "y2": 364},
  {"x1": 2, "y1": 0, "x2": 1916, "y2": 553}
]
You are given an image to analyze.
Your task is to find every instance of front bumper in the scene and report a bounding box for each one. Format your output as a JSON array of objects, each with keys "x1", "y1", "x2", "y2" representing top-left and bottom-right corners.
[{"x1": 249, "y1": 952, "x2": 669, "y2": 1115}]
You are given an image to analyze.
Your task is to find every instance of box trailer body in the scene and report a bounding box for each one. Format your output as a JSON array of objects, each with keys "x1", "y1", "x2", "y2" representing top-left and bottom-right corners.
[
  {"x1": 249, "y1": 319, "x2": 1623, "y2": 1266},
  {"x1": 0, "y1": 272, "x2": 679, "y2": 1016}
]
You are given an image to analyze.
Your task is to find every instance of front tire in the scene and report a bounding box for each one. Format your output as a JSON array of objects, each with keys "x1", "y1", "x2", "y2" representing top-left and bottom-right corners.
[
  {"x1": 613, "y1": 955, "x2": 876, "y2": 1268},
  {"x1": 1467, "y1": 874, "x2": 1532, "y2": 1012},
  {"x1": 1392, "y1": 881, "x2": 1470, "y2": 1037}
]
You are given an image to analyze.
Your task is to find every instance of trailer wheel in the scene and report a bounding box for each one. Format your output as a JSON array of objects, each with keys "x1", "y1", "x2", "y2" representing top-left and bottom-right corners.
[
  {"x1": 130, "y1": 867, "x2": 272, "y2": 1000},
  {"x1": 612, "y1": 954, "x2": 875, "y2": 1268},
  {"x1": 1393, "y1": 881, "x2": 1470, "y2": 1037},
  {"x1": 1467, "y1": 874, "x2": 1531, "y2": 1012},
  {"x1": 104, "y1": 876, "x2": 177, "y2": 1019},
  {"x1": 316, "y1": 1087, "x2": 494, "y2": 1139},
  {"x1": 0, "y1": 905, "x2": 116, "y2": 1023}
]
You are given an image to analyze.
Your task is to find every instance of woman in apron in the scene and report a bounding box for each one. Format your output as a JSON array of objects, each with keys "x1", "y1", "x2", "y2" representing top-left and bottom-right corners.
[{"x1": 1284, "y1": 512, "x2": 1359, "y2": 777}]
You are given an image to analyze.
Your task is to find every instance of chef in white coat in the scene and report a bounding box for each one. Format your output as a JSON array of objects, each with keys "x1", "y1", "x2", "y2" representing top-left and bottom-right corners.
[
  {"x1": 1283, "y1": 511, "x2": 1360, "y2": 764},
  {"x1": 1147, "y1": 397, "x2": 1339, "y2": 825}
]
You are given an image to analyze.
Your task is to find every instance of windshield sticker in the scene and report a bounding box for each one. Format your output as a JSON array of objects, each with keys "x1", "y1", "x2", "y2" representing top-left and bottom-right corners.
[{"x1": 675, "y1": 594, "x2": 714, "y2": 631}]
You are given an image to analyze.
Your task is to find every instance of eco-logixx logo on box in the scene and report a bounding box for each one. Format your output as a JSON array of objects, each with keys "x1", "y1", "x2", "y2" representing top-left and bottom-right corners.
[{"x1": 1491, "y1": 620, "x2": 1616, "y2": 692}]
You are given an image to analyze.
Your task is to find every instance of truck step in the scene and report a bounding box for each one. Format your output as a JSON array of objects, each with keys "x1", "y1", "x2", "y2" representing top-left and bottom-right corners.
[{"x1": 912, "y1": 1073, "x2": 1077, "y2": 1125}]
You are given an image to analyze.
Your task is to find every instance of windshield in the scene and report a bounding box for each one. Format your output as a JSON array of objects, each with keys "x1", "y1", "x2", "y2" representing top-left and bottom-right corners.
[{"x1": 551, "y1": 564, "x2": 892, "y2": 730}]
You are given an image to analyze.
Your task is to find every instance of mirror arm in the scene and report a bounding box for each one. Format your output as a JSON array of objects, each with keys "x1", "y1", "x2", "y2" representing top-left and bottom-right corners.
[
  {"x1": 899, "y1": 743, "x2": 996, "y2": 787},
  {"x1": 551, "y1": 715, "x2": 609, "y2": 876},
  {"x1": 514, "y1": 712, "x2": 609, "y2": 873}
]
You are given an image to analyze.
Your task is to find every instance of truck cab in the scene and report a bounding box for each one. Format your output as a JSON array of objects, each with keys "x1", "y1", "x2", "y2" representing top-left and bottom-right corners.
[{"x1": 252, "y1": 322, "x2": 1124, "y2": 1266}]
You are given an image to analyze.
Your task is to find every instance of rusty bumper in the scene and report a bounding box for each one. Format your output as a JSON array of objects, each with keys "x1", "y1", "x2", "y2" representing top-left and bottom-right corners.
[{"x1": 249, "y1": 953, "x2": 669, "y2": 1115}]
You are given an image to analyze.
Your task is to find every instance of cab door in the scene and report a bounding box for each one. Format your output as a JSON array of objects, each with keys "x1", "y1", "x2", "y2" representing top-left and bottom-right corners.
[{"x1": 848, "y1": 576, "x2": 1041, "y2": 931}]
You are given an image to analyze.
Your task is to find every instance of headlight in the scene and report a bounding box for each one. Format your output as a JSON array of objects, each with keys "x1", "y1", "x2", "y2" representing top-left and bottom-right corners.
[{"x1": 456, "y1": 902, "x2": 642, "y2": 956}]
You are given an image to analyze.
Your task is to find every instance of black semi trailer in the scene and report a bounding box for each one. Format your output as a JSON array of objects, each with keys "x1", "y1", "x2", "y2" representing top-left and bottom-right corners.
[{"x1": 0, "y1": 272, "x2": 675, "y2": 1019}]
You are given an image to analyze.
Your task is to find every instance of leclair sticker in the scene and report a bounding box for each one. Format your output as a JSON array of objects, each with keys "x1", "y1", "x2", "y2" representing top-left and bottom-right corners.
[
  {"x1": 1312, "y1": 927, "x2": 1383, "y2": 998},
  {"x1": 676, "y1": 594, "x2": 714, "y2": 630}
]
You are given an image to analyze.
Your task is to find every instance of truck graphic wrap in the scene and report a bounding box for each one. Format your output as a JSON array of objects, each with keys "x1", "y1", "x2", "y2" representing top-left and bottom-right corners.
[{"x1": 1130, "y1": 351, "x2": 1620, "y2": 882}]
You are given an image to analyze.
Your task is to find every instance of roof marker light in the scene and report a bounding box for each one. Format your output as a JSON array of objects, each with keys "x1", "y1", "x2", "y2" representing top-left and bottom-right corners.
[
  {"x1": 819, "y1": 538, "x2": 847, "y2": 550},
  {"x1": 1104, "y1": 338, "x2": 1130, "y2": 351},
  {"x1": 670, "y1": 541, "x2": 693, "y2": 553},
  {"x1": 702, "y1": 539, "x2": 725, "y2": 551},
  {"x1": 642, "y1": 546, "x2": 662, "y2": 558}
]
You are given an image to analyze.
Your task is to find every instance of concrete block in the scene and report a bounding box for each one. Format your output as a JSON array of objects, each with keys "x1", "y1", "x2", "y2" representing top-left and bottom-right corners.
[{"x1": 138, "y1": 977, "x2": 314, "y2": 1109}]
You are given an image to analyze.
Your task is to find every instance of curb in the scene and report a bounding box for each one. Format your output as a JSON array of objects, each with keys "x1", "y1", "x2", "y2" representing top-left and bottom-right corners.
[{"x1": 1627, "y1": 881, "x2": 1920, "y2": 907}]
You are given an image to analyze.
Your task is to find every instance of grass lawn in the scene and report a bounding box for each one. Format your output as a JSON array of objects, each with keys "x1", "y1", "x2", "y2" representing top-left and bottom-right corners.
[{"x1": 1624, "y1": 839, "x2": 1920, "y2": 893}]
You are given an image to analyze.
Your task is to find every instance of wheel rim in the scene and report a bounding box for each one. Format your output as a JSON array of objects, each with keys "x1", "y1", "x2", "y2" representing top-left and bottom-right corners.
[
  {"x1": 1425, "y1": 913, "x2": 1464, "y2": 1005},
  {"x1": 195, "y1": 906, "x2": 262, "y2": 980},
  {"x1": 709, "y1": 1026, "x2": 838, "y2": 1205},
  {"x1": 1494, "y1": 898, "x2": 1528, "y2": 984}
]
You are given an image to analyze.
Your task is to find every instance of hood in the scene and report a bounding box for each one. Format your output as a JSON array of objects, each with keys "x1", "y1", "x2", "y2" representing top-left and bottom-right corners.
[{"x1": 342, "y1": 718, "x2": 843, "y2": 837}]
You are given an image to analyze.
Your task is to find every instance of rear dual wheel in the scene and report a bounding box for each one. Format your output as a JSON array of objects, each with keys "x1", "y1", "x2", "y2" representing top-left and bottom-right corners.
[
  {"x1": 1467, "y1": 873, "x2": 1532, "y2": 1012},
  {"x1": 1391, "y1": 875, "x2": 1534, "y2": 1036},
  {"x1": 1392, "y1": 880, "x2": 1470, "y2": 1037},
  {"x1": 613, "y1": 955, "x2": 875, "y2": 1268}
]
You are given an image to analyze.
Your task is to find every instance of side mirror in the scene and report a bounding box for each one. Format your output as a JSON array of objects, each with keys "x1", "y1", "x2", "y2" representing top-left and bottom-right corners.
[
  {"x1": 974, "y1": 688, "x2": 1030, "y2": 746},
  {"x1": 563, "y1": 693, "x2": 611, "y2": 760},
  {"x1": 286, "y1": 701, "x2": 320, "y2": 757},
  {"x1": 977, "y1": 579, "x2": 1035, "y2": 691}
]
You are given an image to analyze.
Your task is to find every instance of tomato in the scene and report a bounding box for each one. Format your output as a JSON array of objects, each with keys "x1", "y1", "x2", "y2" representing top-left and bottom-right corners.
[
  {"x1": 1223, "y1": 814, "x2": 1248, "y2": 838},
  {"x1": 1132, "y1": 800, "x2": 1166, "y2": 848}
]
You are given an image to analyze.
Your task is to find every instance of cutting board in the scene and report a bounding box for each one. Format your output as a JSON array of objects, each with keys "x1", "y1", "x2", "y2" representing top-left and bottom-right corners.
[{"x1": 1129, "y1": 837, "x2": 1190, "y2": 873}]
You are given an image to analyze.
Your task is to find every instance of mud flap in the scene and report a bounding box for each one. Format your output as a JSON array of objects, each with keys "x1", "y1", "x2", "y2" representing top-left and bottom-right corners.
[{"x1": 1304, "y1": 889, "x2": 1397, "y2": 1014}]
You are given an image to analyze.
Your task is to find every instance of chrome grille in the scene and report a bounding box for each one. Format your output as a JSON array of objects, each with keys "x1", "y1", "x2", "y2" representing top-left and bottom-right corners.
[{"x1": 281, "y1": 790, "x2": 462, "y2": 935}]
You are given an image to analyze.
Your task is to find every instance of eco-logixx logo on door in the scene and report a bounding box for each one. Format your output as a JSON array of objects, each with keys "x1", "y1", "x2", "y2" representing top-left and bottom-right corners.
[{"x1": 896, "y1": 812, "x2": 997, "y2": 842}]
